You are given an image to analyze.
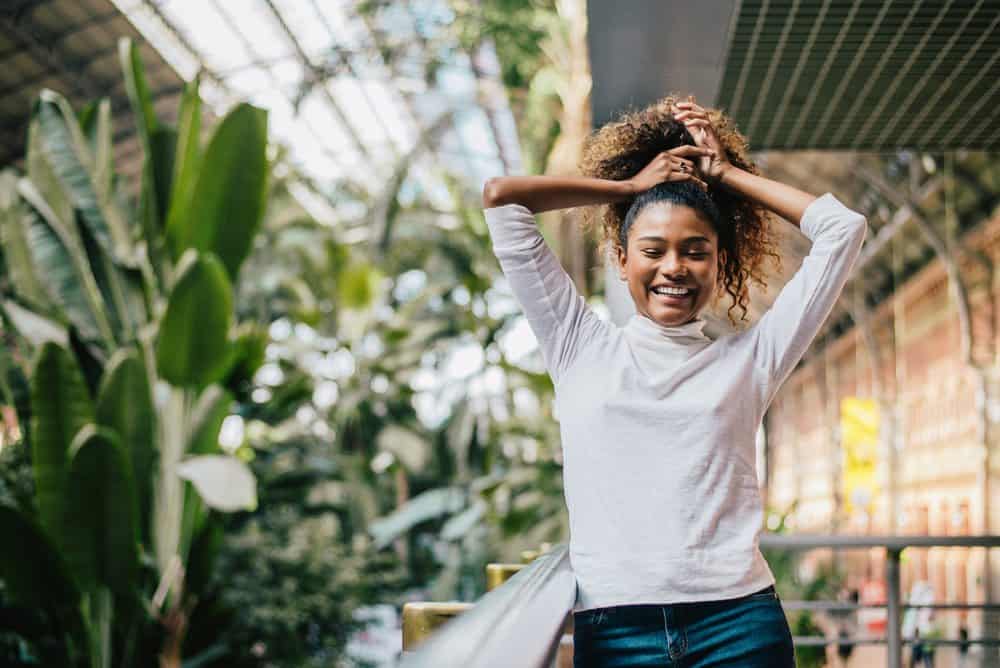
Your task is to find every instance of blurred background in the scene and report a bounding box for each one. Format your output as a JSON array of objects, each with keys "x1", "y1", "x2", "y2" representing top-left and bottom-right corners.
[{"x1": 0, "y1": 1, "x2": 998, "y2": 667}]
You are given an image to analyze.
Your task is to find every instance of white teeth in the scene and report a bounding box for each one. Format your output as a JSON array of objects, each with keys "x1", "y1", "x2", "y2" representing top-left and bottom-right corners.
[{"x1": 652, "y1": 286, "x2": 690, "y2": 296}]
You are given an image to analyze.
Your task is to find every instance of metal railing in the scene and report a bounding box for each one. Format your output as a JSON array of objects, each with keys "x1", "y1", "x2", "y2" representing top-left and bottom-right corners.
[
  {"x1": 399, "y1": 535, "x2": 1000, "y2": 667},
  {"x1": 760, "y1": 534, "x2": 1000, "y2": 667},
  {"x1": 399, "y1": 544, "x2": 575, "y2": 667}
]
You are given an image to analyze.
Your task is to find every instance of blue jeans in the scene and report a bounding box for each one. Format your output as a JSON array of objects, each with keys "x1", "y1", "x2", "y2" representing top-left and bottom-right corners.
[{"x1": 572, "y1": 585, "x2": 795, "y2": 667}]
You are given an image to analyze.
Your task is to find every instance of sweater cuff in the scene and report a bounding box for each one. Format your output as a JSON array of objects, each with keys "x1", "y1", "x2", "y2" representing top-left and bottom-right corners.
[
  {"x1": 798, "y1": 192, "x2": 856, "y2": 241},
  {"x1": 483, "y1": 203, "x2": 540, "y2": 251}
]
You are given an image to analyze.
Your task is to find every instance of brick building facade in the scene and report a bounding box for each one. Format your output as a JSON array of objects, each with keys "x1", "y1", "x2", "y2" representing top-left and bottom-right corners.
[{"x1": 765, "y1": 204, "x2": 1000, "y2": 643}]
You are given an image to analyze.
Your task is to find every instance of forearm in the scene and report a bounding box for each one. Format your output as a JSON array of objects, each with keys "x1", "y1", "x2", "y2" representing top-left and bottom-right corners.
[
  {"x1": 718, "y1": 166, "x2": 817, "y2": 227},
  {"x1": 482, "y1": 175, "x2": 634, "y2": 213}
]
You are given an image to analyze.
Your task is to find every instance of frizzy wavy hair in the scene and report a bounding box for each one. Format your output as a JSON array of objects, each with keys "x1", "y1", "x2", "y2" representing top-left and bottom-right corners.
[{"x1": 579, "y1": 94, "x2": 779, "y2": 325}]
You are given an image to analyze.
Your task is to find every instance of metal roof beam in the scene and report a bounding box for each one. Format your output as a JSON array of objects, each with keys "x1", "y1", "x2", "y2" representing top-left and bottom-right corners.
[
  {"x1": 260, "y1": 0, "x2": 374, "y2": 162},
  {"x1": 305, "y1": 0, "x2": 405, "y2": 159}
]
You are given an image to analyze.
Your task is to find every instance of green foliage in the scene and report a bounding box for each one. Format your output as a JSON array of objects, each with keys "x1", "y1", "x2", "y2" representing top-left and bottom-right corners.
[
  {"x1": 155, "y1": 251, "x2": 233, "y2": 388},
  {"x1": 207, "y1": 431, "x2": 407, "y2": 667},
  {"x1": 0, "y1": 37, "x2": 269, "y2": 668}
]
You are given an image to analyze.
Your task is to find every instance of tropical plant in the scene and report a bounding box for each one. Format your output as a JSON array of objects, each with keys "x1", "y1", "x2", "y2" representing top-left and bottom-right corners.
[{"x1": 0, "y1": 37, "x2": 269, "y2": 667}]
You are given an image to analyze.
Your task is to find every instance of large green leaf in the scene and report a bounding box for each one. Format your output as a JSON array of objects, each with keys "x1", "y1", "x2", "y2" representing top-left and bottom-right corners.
[
  {"x1": 0, "y1": 505, "x2": 80, "y2": 611},
  {"x1": 2, "y1": 299, "x2": 68, "y2": 347},
  {"x1": 0, "y1": 171, "x2": 56, "y2": 314},
  {"x1": 62, "y1": 425, "x2": 139, "y2": 594},
  {"x1": 156, "y1": 251, "x2": 233, "y2": 388},
  {"x1": 166, "y1": 103, "x2": 268, "y2": 278},
  {"x1": 167, "y1": 75, "x2": 201, "y2": 229},
  {"x1": 33, "y1": 89, "x2": 133, "y2": 265},
  {"x1": 89, "y1": 98, "x2": 114, "y2": 196},
  {"x1": 26, "y1": 116, "x2": 74, "y2": 239},
  {"x1": 16, "y1": 178, "x2": 112, "y2": 344},
  {"x1": 30, "y1": 342, "x2": 94, "y2": 543},
  {"x1": 118, "y1": 37, "x2": 158, "y2": 151},
  {"x1": 96, "y1": 349, "x2": 156, "y2": 545}
]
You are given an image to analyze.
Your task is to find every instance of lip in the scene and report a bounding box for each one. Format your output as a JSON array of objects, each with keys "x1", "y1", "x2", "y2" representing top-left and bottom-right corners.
[{"x1": 650, "y1": 286, "x2": 695, "y2": 304}]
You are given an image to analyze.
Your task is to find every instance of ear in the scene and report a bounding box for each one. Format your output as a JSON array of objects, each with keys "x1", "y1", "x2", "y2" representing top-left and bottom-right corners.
[{"x1": 615, "y1": 245, "x2": 627, "y2": 281}]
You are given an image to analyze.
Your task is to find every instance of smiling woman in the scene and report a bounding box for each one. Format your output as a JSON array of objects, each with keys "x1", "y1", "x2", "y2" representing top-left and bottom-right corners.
[
  {"x1": 613, "y1": 181, "x2": 721, "y2": 327},
  {"x1": 480, "y1": 92, "x2": 867, "y2": 668}
]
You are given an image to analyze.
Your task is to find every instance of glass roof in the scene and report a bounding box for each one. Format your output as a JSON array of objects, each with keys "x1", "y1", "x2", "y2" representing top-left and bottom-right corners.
[{"x1": 110, "y1": 0, "x2": 520, "y2": 224}]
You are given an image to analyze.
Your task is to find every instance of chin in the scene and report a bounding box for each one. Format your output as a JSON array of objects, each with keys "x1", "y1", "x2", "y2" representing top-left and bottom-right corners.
[{"x1": 646, "y1": 308, "x2": 695, "y2": 326}]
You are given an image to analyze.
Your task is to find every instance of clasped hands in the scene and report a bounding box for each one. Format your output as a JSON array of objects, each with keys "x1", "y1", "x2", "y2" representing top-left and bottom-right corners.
[{"x1": 628, "y1": 95, "x2": 732, "y2": 194}]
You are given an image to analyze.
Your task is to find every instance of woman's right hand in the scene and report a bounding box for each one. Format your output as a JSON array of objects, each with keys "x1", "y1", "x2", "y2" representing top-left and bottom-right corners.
[{"x1": 627, "y1": 145, "x2": 713, "y2": 193}]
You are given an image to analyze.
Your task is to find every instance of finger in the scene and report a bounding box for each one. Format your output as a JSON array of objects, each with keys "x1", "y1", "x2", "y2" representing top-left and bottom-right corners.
[
  {"x1": 677, "y1": 102, "x2": 708, "y2": 116},
  {"x1": 673, "y1": 110, "x2": 708, "y2": 122},
  {"x1": 669, "y1": 144, "x2": 713, "y2": 157},
  {"x1": 682, "y1": 119, "x2": 711, "y2": 129},
  {"x1": 680, "y1": 172, "x2": 709, "y2": 190}
]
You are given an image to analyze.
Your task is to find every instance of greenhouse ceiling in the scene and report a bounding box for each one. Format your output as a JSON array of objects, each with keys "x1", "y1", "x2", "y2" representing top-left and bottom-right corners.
[{"x1": 0, "y1": 0, "x2": 518, "y2": 224}]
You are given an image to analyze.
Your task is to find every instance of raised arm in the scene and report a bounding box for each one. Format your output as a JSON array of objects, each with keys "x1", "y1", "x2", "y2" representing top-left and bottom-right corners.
[
  {"x1": 481, "y1": 145, "x2": 712, "y2": 386},
  {"x1": 482, "y1": 144, "x2": 711, "y2": 213},
  {"x1": 674, "y1": 97, "x2": 867, "y2": 406}
]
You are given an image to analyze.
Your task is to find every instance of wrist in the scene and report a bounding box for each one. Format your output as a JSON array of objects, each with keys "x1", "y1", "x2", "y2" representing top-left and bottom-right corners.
[
  {"x1": 717, "y1": 163, "x2": 741, "y2": 188},
  {"x1": 617, "y1": 178, "x2": 639, "y2": 200}
]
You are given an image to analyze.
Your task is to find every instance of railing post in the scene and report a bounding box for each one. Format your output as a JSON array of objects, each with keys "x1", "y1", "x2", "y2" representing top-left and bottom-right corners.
[{"x1": 887, "y1": 547, "x2": 902, "y2": 668}]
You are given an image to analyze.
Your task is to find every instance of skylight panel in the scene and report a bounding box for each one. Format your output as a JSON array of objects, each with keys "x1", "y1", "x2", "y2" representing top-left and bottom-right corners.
[
  {"x1": 114, "y1": 1, "x2": 200, "y2": 79},
  {"x1": 226, "y1": 65, "x2": 273, "y2": 98},
  {"x1": 213, "y1": 0, "x2": 290, "y2": 61},
  {"x1": 276, "y1": 1, "x2": 333, "y2": 57},
  {"x1": 159, "y1": 1, "x2": 251, "y2": 72},
  {"x1": 313, "y1": 1, "x2": 365, "y2": 51},
  {"x1": 295, "y1": 91, "x2": 355, "y2": 154},
  {"x1": 325, "y1": 77, "x2": 391, "y2": 149},
  {"x1": 359, "y1": 79, "x2": 418, "y2": 151},
  {"x1": 270, "y1": 58, "x2": 303, "y2": 89}
]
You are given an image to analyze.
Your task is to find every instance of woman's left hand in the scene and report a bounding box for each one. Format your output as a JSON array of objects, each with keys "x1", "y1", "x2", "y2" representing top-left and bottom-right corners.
[{"x1": 672, "y1": 97, "x2": 731, "y2": 184}]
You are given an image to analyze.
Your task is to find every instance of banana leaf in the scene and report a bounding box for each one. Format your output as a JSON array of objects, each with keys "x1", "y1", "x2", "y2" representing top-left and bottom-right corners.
[
  {"x1": 155, "y1": 251, "x2": 233, "y2": 389},
  {"x1": 166, "y1": 103, "x2": 268, "y2": 279},
  {"x1": 0, "y1": 171, "x2": 58, "y2": 316},
  {"x1": 16, "y1": 178, "x2": 112, "y2": 344},
  {"x1": 30, "y1": 342, "x2": 94, "y2": 546},
  {"x1": 62, "y1": 425, "x2": 139, "y2": 595},
  {"x1": 96, "y1": 350, "x2": 156, "y2": 546},
  {"x1": 0, "y1": 505, "x2": 81, "y2": 623},
  {"x1": 33, "y1": 90, "x2": 133, "y2": 265}
]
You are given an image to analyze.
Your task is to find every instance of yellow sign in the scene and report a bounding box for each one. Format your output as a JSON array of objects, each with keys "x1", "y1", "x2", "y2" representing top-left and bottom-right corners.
[{"x1": 841, "y1": 397, "x2": 879, "y2": 514}]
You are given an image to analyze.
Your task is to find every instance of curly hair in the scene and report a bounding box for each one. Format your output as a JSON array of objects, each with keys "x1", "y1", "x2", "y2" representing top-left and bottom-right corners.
[{"x1": 579, "y1": 93, "x2": 779, "y2": 325}]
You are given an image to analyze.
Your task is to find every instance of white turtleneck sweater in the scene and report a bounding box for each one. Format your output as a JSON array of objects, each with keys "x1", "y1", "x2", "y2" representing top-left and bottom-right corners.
[{"x1": 483, "y1": 194, "x2": 867, "y2": 612}]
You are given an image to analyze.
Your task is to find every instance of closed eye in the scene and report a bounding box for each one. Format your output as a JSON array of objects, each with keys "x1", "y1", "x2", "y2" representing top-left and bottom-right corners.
[{"x1": 641, "y1": 250, "x2": 710, "y2": 258}]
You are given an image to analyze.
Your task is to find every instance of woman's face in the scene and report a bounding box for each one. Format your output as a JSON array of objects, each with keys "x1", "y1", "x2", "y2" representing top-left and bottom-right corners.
[{"x1": 616, "y1": 202, "x2": 719, "y2": 327}]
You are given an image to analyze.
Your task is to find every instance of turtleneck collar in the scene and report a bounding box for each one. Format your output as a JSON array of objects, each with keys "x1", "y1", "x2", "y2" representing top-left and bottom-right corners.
[{"x1": 624, "y1": 312, "x2": 711, "y2": 342}]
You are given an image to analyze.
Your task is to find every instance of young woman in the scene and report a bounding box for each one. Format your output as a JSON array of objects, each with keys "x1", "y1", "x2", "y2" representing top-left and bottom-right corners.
[{"x1": 481, "y1": 95, "x2": 867, "y2": 667}]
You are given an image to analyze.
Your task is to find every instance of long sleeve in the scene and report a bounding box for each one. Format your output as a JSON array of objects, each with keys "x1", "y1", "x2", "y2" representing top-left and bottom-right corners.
[
  {"x1": 483, "y1": 203, "x2": 610, "y2": 388},
  {"x1": 751, "y1": 193, "x2": 868, "y2": 408}
]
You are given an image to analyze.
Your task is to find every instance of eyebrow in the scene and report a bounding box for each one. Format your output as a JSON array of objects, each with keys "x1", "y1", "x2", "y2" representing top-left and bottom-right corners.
[{"x1": 637, "y1": 235, "x2": 713, "y2": 244}]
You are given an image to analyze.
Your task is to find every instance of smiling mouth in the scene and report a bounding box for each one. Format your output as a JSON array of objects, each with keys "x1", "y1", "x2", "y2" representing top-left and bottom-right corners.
[{"x1": 650, "y1": 287, "x2": 695, "y2": 303}]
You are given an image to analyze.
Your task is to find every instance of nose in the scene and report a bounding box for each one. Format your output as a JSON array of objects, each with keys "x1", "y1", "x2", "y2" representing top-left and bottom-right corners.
[{"x1": 659, "y1": 251, "x2": 688, "y2": 279}]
